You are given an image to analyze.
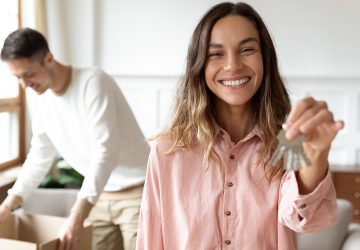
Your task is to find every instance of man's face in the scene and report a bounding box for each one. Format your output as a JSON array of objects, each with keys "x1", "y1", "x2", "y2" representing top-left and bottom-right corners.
[{"x1": 6, "y1": 57, "x2": 53, "y2": 95}]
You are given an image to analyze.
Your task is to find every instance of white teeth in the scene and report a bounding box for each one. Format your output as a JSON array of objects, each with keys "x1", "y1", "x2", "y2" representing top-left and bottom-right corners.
[{"x1": 222, "y1": 78, "x2": 249, "y2": 86}]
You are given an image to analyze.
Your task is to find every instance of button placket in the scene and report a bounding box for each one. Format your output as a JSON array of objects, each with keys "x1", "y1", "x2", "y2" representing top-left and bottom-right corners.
[
  {"x1": 224, "y1": 240, "x2": 232, "y2": 245},
  {"x1": 223, "y1": 147, "x2": 237, "y2": 248}
]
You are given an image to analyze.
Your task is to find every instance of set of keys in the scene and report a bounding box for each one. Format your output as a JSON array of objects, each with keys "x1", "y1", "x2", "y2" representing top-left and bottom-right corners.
[{"x1": 270, "y1": 125, "x2": 311, "y2": 171}]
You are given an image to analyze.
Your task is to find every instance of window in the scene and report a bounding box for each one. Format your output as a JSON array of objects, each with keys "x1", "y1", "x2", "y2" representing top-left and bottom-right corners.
[{"x1": 0, "y1": 0, "x2": 25, "y2": 170}]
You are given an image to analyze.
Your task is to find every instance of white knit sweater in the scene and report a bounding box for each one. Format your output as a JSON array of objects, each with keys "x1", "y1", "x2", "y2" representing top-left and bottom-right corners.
[{"x1": 9, "y1": 67, "x2": 149, "y2": 204}]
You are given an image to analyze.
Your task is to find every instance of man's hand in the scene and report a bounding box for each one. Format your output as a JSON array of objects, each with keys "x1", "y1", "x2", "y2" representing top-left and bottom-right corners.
[
  {"x1": 57, "y1": 198, "x2": 93, "y2": 250},
  {"x1": 0, "y1": 194, "x2": 22, "y2": 222},
  {"x1": 0, "y1": 203, "x2": 12, "y2": 222},
  {"x1": 58, "y1": 212, "x2": 85, "y2": 250}
]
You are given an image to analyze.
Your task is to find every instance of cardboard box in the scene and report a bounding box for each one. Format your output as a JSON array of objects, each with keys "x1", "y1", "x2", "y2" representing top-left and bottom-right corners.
[{"x1": 0, "y1": 213, "x2": 92, "y2": 250}]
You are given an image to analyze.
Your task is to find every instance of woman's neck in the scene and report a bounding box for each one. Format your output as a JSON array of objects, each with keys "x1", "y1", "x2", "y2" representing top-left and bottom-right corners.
[{"x1": 215, "y1": 103, "x2": 255, "y2": 143}]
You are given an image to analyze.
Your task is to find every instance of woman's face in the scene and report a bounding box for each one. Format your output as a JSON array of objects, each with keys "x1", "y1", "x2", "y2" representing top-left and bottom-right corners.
[{"x1": 205, "y1": 15, "x2": 263, "y2": 111}]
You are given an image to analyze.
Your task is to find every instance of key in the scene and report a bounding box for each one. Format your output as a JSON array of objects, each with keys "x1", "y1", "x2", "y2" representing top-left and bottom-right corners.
[{"x1": 270, "y1": 126, "x2": 311, "y2": 170}]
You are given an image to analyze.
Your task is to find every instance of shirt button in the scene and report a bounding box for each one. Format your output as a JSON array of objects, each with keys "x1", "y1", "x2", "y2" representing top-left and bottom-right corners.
[
  {"x1": 224, "y1": 240, "x2": 231, "y2": 245},
  {"x1": 299, "y1": 204, "x2": 307, "y2": 209},
  {"x1": 227, "y1": 182, "x2": 233, "y2": 187},
  {"x1": 229, "y1": 154, "x2": 235, "y2": 159},
  {"x1": 225, "y1": 211, "x2": 231, "y2": 216}
]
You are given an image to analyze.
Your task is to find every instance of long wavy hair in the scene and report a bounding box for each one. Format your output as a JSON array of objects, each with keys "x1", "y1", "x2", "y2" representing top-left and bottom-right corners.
[{"x1": 155, "y1": 2, "x2": 291, "y2": 180}]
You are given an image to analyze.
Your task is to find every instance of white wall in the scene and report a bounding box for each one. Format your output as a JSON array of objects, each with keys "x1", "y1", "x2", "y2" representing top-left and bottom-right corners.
[
  {"x1": 42, "y1": 0, "x2": 360, "y2": 167},
  {"x1": 247, "y1": 0, "x2": 360, "y2": 77},
  {"x1": 46, "y1": 0, "x2": 360, "y2": 77}
]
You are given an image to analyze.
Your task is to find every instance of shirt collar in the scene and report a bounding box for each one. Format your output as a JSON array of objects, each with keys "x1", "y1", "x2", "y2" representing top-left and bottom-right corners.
[{"x1": 212, "y1": 119, "x2": 262, "y2": 143}]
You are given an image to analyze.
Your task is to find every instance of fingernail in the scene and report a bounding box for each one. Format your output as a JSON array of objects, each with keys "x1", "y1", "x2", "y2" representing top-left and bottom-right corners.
[{"x1": 286, "y1": 130, "x2": 294, "y2": 140}]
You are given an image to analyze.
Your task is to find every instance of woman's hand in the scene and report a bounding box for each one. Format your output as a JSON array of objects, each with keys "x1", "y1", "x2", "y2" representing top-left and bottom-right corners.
[
  {"x1": 286, "y1": 96, "x2": 344, "y2": 151},
  {"x1": 285, "y1": 97, "x2": 344, "y2": 194}
]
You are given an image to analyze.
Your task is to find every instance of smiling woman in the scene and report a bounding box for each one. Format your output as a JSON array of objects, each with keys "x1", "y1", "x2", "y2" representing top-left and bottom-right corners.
[{"x1": 0, "y1": 0, "x2": 25, "y2": 170}]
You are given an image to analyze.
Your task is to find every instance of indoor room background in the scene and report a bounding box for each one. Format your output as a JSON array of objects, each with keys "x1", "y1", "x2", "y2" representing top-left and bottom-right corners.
[{"x1": 22, "y1": 0, "x2": 360, "y2": 168}]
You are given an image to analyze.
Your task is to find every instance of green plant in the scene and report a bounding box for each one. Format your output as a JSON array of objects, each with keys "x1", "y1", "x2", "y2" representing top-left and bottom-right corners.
[{"x1": 39, "y1": 158, "x2": 84, "y2": 189}]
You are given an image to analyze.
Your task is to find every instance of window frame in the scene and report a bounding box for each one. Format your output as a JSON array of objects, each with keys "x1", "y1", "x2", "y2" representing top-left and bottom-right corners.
[{"x1": 0, "y1": 0, "x2": 25, "y2": 171}]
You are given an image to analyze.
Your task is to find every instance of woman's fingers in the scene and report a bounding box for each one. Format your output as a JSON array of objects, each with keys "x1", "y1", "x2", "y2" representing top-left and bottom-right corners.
[
  {"x1": 286, "y1": 97, "x2": 321, "y2": 126},
  {"x1": 286, "y1": 100, "x2": 331, "y2": 140},
  {"x1": 299, "y1": 109, "x2": 333, "y2": 134},
  {"x1": 291, "y1": 109, "x2": 333, "y2": 138}
]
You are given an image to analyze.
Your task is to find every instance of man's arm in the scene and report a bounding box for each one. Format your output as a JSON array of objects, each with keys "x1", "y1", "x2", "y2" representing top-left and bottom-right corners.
[{"x1": 70, "y1": 198, "x2": 93, "y2": 220}]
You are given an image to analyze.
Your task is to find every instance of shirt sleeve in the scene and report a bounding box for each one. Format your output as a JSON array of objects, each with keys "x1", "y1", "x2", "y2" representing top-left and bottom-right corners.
[
  {"x1": 8, "y1": 113, "x2": 58, "y2": 200},
  {"x1": 278, "y1": 170, "x2": 337, "y2": 233},
  {"x1": 136, "y1": 145, "x2": 163, "y2": 250},
  {"x1": 77, "y1": 73, "x2": 122, "y2": 204}
]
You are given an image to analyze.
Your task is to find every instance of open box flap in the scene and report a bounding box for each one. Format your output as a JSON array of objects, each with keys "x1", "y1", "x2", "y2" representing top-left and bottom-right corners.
[
  {"x1": 40, "y1": 238, "x2": 58, "y2": 250},
  {"x1": 0, "y1": 238, "x2": 37, "y2": 250},
  {"x1": 17, "y1": 213, "x2": 64, "y2": 243},
  {"x1": 0, "y1": 214, "x2": 16, "y2": 239},
  {"x1": 0, "y1": 213, "x2": 92, "y2": 250}
]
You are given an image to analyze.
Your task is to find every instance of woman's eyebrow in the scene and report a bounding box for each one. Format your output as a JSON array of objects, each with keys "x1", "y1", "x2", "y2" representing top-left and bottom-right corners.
[
  {"x1": 239, "y1": 37, "x2": 259, "y2": 45},
  {"x1": 209, "y1": 43, "x2": 223, "y2": 48},
  {"x1": 209, "y1": 37, "x2": 259, "y2": 49}
]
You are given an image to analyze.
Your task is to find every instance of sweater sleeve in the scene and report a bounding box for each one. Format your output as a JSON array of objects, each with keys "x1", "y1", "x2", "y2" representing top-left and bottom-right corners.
[
  {"x1": 8, "y1": 113, "x2": 57, "y2": 201},
  {"x1": 76, "y1": 72, "x2": 122, "y2": 204},
  {"x1": 136, "y1": 145, "x2": 163, "y2": 250},
  {"x1": 278, "y1": 170, "x2": 337, "y2": 233}
]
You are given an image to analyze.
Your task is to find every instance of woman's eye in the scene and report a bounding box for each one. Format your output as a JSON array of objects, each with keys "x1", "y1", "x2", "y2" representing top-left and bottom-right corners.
[
  {"x1": 208, "y1": 52, "x2": 222, "y2": 58},
  {"x1": 241, "y1": 48, "x2": 255, "y2": 55}
]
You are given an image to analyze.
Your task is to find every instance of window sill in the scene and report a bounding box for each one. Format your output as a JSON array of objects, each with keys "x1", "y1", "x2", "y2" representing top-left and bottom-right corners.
[
  {"x1": 0, "y1": 165, "x2": 21, "y2": 186},
  {"x1": 0, "y1": 166, "x2": 21, "y2": 202}
]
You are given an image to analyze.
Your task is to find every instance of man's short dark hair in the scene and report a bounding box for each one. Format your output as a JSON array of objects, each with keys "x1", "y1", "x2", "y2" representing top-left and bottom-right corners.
[{"x1": 0, "y1": 28, "x2": 49, "y2": 62}]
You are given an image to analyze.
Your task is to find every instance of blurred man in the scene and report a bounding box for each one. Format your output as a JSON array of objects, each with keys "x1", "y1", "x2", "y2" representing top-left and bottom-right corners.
[{"x1": 0, "y1": 28, "x2": 149, "y2": 250}]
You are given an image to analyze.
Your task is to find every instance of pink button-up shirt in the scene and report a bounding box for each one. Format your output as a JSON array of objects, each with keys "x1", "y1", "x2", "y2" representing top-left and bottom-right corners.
[{"x1": 136, "y1": 126, "x2": 337, "y2": 250}]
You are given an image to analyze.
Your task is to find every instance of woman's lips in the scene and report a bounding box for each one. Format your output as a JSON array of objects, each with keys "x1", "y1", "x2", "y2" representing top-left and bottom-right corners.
[{"x1": 220, "y1": 77, "x2": 251, "y2": 87}]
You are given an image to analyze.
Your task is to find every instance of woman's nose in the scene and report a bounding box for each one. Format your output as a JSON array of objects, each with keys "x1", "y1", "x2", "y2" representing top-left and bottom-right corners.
[{"x1": 223, "y1": 55, "x2": 243, "y2": 72}]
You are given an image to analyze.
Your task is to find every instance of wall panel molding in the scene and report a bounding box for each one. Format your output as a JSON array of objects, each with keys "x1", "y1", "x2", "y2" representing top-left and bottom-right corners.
[{"x1": 114, "y1": 75, "x2": 360, "y2": 167}]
